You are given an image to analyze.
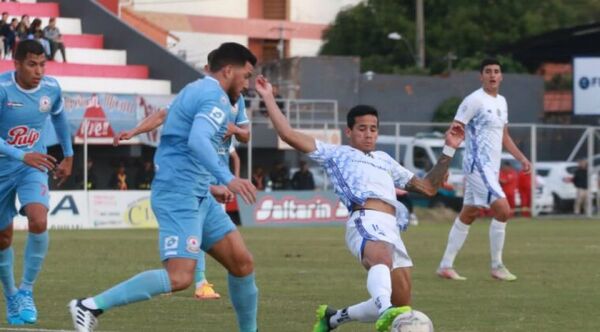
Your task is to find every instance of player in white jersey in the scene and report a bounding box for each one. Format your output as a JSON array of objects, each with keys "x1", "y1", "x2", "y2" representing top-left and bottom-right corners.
[
  {"x1": 255, "y1": 76, "x2": 463, "y2": 332},
  {"x1": 436, "y1": 58, "x2": 531, "y2": 282}
]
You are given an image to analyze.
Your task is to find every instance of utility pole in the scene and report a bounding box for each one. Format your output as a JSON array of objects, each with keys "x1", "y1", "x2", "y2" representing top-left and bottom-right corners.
[{"x1": 415, "y1": 0, "x2": 425, "y2": 69}]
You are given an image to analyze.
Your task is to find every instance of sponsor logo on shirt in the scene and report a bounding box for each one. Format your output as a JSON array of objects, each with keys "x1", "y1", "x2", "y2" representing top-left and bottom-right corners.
[
  {"x1": 39, "y1": 96, "x2": 52, "y2": 113},
  {"x1": 209, "y1": 107, "x2": 226, "y2": 124},
  {"x1": 164, "y1": 236, "x2": 179, "y2": 250},
  {"x1": 6, "y1": 125, "x2": 40, "y2": 148},
  {"x1": 7, "y1": 101, "x2": 24, "y2": 108}
]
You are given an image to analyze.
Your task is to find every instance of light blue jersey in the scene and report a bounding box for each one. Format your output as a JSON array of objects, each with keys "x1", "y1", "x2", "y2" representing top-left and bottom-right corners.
[
  {"x1": 152, "y1": 76, "x2": 235, "y2": 197},
  {"x1": 0, "y1": 71, "x2": 71, "y2": 177}
]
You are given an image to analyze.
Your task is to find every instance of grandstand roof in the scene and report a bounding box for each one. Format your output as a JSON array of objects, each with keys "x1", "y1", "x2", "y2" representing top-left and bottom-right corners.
[{"x1": 504, "y1": 22, "x2": 600, "y2": 70}]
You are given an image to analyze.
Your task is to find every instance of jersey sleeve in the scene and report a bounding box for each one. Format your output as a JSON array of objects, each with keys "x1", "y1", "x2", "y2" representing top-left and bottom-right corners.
[
  {"x1": 454, "y1": 95, "x2": 479, "y2": 125},
  {"x1": 50, "y1": 82, "x2": 64, "y2": 115},
  {"x1": 193, "y1": 93, "x2": 228, "y2": 131},
  {"x1": 235, "y1": 96, "x2": 249, "y2": 125},
  {"x1": 307, "y1": 139, "x2": 337, "y2": 165},
  {"x1": 387, "y1": 154, "x2": 414, "y2": 188}
]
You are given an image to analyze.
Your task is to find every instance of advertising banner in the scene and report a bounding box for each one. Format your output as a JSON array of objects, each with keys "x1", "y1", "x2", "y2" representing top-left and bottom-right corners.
[
  {"x1": 44, "y1": 93, "x2": 173, "y2": 146},
  {"x1": 14, "y1": 191, "x2": 157, "y2": 230},
  {"x1": 238, "y1": 191, "x2": 348, "y2": 227},
  {"x1": 574, "y1": 57, "x2": 600, "y2": 115}
]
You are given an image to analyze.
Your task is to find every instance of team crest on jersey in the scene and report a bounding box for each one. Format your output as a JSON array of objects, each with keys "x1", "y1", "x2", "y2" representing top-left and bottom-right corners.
[
  {"x1": 6, "y1": 101, "x2": 24, "y2": 108},
  {"x1": 6, "y1": 125, "x2": 40, "y2": 148},
  {"x1": 186, "y1": 236, "x2": 200, "y2": 253},
  {"x1": 39, "y1": 96, "x2": 51, "y2": 113}
]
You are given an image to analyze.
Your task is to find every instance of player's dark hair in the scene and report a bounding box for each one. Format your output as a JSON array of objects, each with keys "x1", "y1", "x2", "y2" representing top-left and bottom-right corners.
[
  {"x1": 347, "y1": 105, "x2": 379, "y2": 129},
  {"x1": 480, "y1": 58, "x2": 501, "y2": 73},
  {"x1": 208, "y1": 42, "x2": 257, "y2": 72},
  {"x1": 14, "y1": 40, "x2": 45, "y2": 61}
]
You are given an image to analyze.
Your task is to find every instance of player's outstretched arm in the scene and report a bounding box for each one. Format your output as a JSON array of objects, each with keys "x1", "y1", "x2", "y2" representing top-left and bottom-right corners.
[
  {"x1": 51, "y1": 110, "x2": 74, "y2": 186},
  {"x1": 113, "y1": 109, "x2": 167, "y2": 146},
  {"x1": 405, "y1": 123, "x2": 464, "y2": 196},
  {"x1": 503, "y1": 126, "x2": 531, "y2": 173},
  {"x1": 255, "y1": 76, "x2": 316, "y2": 154}
]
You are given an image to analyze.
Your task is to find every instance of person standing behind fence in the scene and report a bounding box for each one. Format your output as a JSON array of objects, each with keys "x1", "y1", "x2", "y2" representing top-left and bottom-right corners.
[
  {"x1": 499, "y1": 162, "x2": 518, "y2": 215},
  {"x1": 42, "y1": 18, "x2": 66, "y2": 62},
  {"x1": 572, "y1": 159, "x2": 588, "y2": 215},
  {"x1": 517, "y1": 167, "x2": 531, "y2": 217},
  {"x1": 291, "y1": 160, "x2": 315, "y2": 190}
]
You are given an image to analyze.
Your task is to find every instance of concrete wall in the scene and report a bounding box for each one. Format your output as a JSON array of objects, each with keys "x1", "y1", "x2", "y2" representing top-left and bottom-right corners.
[
  {"x1": 132, "y1": 0, "x2": 248, "y2": 17},
  {"x1": 289, "y1": 0, "x2": 361, "y2": 24},
  {"x1": 41, "y1": 0, "x2": 202, "y2": 93}
]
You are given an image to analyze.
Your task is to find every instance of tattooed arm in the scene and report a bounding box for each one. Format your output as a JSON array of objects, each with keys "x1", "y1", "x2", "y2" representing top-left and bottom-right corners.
[{"x1": 405, "y1": 122, "x2": 464, "y2": 197}]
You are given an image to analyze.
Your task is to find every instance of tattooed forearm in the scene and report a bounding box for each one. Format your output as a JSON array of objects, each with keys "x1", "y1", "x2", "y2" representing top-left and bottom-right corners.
[{"x1": 405, "y1": 155, "x2": 453, "y2": 196}]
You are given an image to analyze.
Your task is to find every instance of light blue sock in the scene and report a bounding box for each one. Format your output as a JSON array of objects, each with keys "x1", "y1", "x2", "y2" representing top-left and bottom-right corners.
[
  {"x1": 194, "y1": 252, "x2": 206, "y2": 284},
  {"x1": 0, "y1": 247, "x2": 18, "y2": 297},
  {"x1": 93, "y1": 269, "x2": 171, "y2": 311},
  {"x1": 228, "y1": 273, "x2": 258, "y2": 332},
  {"x1": 20, "y1": 231, "x2": 49, "y2": 292}
]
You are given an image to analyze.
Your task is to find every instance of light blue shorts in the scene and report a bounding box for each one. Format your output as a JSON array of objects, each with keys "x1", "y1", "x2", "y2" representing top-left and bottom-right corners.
[
  {"x1": 151, "y1": 190, "x2": 236, "y2": 261},
  {"x1": 0, "y1": 166, "x2": 49, "y2": 231}
]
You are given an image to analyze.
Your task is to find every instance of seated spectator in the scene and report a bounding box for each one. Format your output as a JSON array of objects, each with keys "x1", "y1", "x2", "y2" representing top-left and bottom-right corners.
[
  {"x1": 43, "y1": 17, "x2": 66, "y2": 61},
  {"x1": 291, "y1": 160, "x2": 315, "y2": 190},
  {"x1": 269, "y1": 162, "x2": 290, "y2": 190},
  {"x1": 110, "y1": 163, "x2": 129, "y2": 190},
  {"x1": 1, "y1": 18, "x2": 17, "y2": 58},
  {"x1": 251, "y1": 166, "x2": 267, "y2": 191},
  {"x1": 135, "y1": 160, "x2": 154, "y2": 189},
  {"x1": 15, "y1": 14, "x2": 29, "y2": 40},
  {"x1": 29, "y1": 29, "x2": 51, "y2": 58}
]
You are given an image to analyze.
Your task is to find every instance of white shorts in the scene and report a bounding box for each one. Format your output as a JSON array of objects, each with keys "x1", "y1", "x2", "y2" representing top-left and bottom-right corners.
[
  {"x1": 345, "y1": 210, "x2": 413, "y2": 269},
  {"x1": 464, "y1": 167, "x2": 506, "y2": 208}
]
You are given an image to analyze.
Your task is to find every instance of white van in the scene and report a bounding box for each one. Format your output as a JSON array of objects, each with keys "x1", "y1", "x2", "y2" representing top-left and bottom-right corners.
[{"x1": 377, "y1": 132, "x2": 466, "y2": 197}]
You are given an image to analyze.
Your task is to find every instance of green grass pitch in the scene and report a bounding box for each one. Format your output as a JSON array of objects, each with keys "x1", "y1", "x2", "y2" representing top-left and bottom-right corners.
[{"x1": 3, "y1": 218, "x2": 600, "y2": 331}]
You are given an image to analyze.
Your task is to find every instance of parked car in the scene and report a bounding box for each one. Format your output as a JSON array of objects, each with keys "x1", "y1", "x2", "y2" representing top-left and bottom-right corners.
[{"x1": 535, "y1": 161, "x2": 577, "y2": 213}]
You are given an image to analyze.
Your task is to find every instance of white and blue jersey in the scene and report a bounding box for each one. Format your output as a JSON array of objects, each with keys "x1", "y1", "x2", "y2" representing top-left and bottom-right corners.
[
  {"x1": 307, "y1": 140, "x2": 414, "y2": 226},
  {"x1": 215, "y1": 96, "x2": 247, "y2": 178},
  {"x1": 0, "y1": 71, "x2": 72, "y2": 228},
  {"x1": 455, "y1": 88, "x2": 508, "y2": 206},
  {"x1": 152, "y1": 76, "x2": 236, "y2": 197}
]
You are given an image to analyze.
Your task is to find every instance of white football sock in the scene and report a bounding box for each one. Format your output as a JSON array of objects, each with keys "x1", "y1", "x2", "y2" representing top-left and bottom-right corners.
[
  {"x1": 329, "y1": 299, "x2": 379, "y2": 328},
  {"x1": 367, "y1": 264, "x2": 392, "y2": 315},
  {"x1": 439, "y1": 217, "x2": 470, "y2": 268},
  {"x1": 81, "y1": 297, "x2": 99, "y2": 310},
  {"x1": 489, "y1": 219, "x2": 507, "y2": 268}
]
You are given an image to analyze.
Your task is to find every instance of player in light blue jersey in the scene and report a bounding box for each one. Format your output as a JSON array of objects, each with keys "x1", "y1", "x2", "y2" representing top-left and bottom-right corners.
[
  {"x1": 255, "y1": 76, "x2": 463, "y2": 332},
  {"x1": 113, "y1": 84, "x2": 250, "y2": 301},
  {"x1": 436, "y1": 58, "x2": 531, "y2": 283},
  {"x1": 70, "y1": 43, "x2": 259, "y2": 332},
  {"x1": 0, "y1": 40, "x2": 73, "y2": 325}
]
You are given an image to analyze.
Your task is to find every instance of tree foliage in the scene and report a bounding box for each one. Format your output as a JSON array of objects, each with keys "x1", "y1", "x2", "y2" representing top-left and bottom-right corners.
[{"x1": 320, "y1": 0, "x2": 600, "y2": 74}]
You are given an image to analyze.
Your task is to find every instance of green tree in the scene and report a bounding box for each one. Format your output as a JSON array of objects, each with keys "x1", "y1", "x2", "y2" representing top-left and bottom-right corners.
[
  {"x1": 433, "y1": 97, "x2": 462, "y2": 122},
  {"x1": 320, "y1": 0, "x2": 600, "y2": 74}
]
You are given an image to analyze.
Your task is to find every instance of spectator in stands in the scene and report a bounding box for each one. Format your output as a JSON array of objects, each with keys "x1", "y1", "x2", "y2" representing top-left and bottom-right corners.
[
  {"x1": 135, "y1": 160, "x2": 154, "y2": 189},
  {"x1": 499, "y1": 162, "x2": 518, "y2": 215},
  {"x1": 28, "y1": 19, "x2": 51, "y2": 58},
  {"x1": 76, "y1": 159, "x2": 98, "y2": 190},
  {"x1": 573, "y1": 159, "x2": 589, "y2": 215},
  {"x1": 43, "y1": 17, "x2": 66, "y2": 62},
  {"x1": 291, "y1": 160, "x2": 315, "y2": 190},
  {"x1": 16, "y1": 14, "x2": 29, "y2": 40},
  {"x1": 110, "y1": 163, "x2": 129, "y2": 190},
  {"x1": 0, "y1": 12, "x2": 7, "y2": 58},
  {"x1": 1, "y1": 18, "x2": 17, "y2": 58},
  {"x1": 251, "y1": 166, "x2": 267, "y2": 190},
  {"x1": 270, "y1": 161, "x2": 290, "y2": 190}
]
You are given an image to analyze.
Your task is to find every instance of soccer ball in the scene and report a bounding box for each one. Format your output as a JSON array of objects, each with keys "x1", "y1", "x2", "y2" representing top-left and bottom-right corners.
[{"x1": 391, "y1": 310, "x2": 434, "y2": 332}]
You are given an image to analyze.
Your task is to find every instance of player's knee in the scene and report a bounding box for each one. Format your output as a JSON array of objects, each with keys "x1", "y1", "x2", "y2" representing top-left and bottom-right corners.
[
  {"x1": 0, "y1": 235, "x2": 12, "y2": 250},
  {"x1": 26, "y1": 215, "x2": 47, "y2": 233},
  {"x1": 229, "y1": 251, "x2": 254, "y2": 277},
  {"x1": 495, "y1": 210, "x2": 510, "y2": 221},
  {"x1": 168, "y1": 270, "x2": 194, "y2": 291}
]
